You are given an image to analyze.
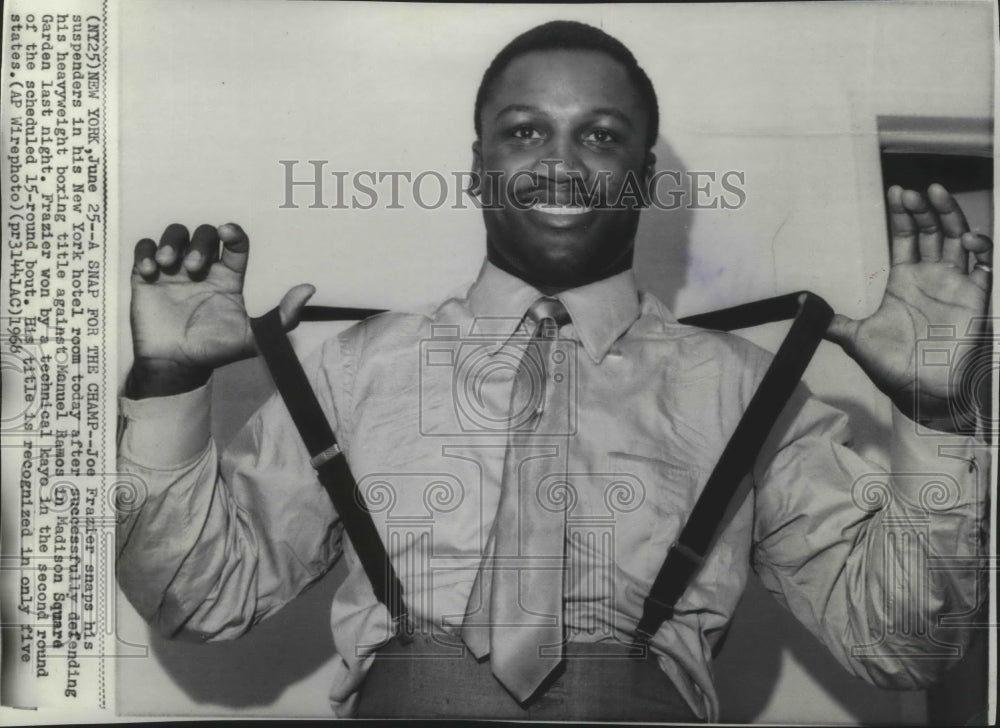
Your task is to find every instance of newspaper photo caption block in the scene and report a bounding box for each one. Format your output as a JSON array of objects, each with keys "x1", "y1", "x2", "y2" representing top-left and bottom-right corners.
[{"x1": 2, "y1": 0, "x2": 118, "y2": 714}]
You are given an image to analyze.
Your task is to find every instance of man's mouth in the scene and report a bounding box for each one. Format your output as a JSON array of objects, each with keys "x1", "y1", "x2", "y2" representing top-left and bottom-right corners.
[
  {"x1": 531, "y1": 203, "x2": 592, "y2": 216},
  {"x1": 517, "y1": 188, "x2": 598, "y2": 212},
  {"x1": 521, "y1": 197, "x2": 598, "y2": 230}
]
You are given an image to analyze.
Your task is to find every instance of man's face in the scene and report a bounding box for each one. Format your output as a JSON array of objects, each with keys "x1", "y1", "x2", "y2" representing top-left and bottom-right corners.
[{"x1": 475, "y1": 49, "x2": 654, "y2": 292}]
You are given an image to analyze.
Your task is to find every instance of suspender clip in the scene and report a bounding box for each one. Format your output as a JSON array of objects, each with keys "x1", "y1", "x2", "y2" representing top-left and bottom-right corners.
[{"x1": 393, "y1": 612, "x2": 415, "y2": 645}]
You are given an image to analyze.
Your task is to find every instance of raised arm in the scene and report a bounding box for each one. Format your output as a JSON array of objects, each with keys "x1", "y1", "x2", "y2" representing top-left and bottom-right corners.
[
  {"x1": 752, "y1": 184, "x2": 991, "y2": 687},
  {"x1": 117, "y1": 223, "x2": 340, "y2": 640}
]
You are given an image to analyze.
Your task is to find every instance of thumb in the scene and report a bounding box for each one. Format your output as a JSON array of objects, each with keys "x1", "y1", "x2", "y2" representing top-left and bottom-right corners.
[
  {"x1": 824, "y1": 313, "x2": 860, "y2": 355},
  {"x1": 278, "y1": 284, "x2": 316, "y2": 330}
]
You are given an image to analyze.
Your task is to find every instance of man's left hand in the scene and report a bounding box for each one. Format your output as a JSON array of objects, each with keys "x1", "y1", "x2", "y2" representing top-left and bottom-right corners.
[{"x1": 825, "y1": 184, "x2": 993, "y2": 432}]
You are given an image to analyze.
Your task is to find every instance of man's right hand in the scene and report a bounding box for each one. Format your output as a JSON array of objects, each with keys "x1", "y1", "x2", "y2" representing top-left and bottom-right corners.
[{"x1": 127, "y1": 222, "x2": 314, "y2": 398}]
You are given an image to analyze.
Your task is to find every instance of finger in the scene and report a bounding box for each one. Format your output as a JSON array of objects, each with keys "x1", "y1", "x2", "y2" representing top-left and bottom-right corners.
[
  {"x1": 964, "y1": 232, "x2": 994, "y2": 291},
  {"x1": 886, "y1": 186, "x2": 918, "y2": 265},
  {"x1": 901, "y1": 189, "x2": 943, "y2": 263},
  {"x1": 823, "y1": 313, "x2": 860, "y2": 355},
  {"x1": 963, "y1": 231, "x2": 994, "y2": 265},
  {"x1": 184, "y1": 224, "x2": 220, "y2": 274},
  {"x1": 927, "y1": 184, "x2": 969, "y2": 267},
  {"x1": 278, "y1": 284, "x2": 316, "y2": 330},
  {"x1": 133, "y1": 238, "x2": 158, "y2": 280},
  {"x1": 927, "y1": 183, "x2": 970, "y2": 236},
  {"x1": 218, "y1": 222, "x2": 250, "y2": 274},
  {"x1": 155, "y1": 223, "x2": 190, "y2": 268}
]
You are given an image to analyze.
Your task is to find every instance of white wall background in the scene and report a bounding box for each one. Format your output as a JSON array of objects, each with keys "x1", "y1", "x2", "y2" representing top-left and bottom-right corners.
[{"x1": 114, "y1": 1, "x2": 994, "y2": 722}]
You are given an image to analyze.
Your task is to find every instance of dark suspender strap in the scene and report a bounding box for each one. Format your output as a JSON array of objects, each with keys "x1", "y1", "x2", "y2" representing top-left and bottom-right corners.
[
  {"x1": 249, "y1": 306, "x2": 412, "y2": 641},
  {"x1": 635, "y1": 291, "x2": 834, "y2": 643},
  {"x1": 677, "y1": 291, "x2": 825, "y2": 332},
  {"x1": 300, "y1": 306, "x2": 388, "y2": 322},
  {"x1": 250, "y1": 294, "x2": 831, "y2": 647}
]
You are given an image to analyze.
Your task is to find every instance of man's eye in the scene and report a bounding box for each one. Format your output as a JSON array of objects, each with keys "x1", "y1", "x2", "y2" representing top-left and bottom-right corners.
[
  {"x1": 511, "y1": 125, "x2": 541, "y2": 140},
  {"x1": 586, "y1": 128, "x2": 617, "y2": 144}
]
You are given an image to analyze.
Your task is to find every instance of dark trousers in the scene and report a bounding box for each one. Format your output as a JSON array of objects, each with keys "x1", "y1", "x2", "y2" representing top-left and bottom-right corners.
[{"x1": 355, "y1": 634, "x2": 703, "y2": 722}]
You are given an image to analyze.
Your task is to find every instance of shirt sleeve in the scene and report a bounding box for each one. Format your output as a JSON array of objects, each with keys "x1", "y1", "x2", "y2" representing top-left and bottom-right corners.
[
  {"x1": 750, "y1": 384, "x2": 990, "y2": 689},
  {"x1": 115, "y1": 337, "x2": 349, "y2": 641}
]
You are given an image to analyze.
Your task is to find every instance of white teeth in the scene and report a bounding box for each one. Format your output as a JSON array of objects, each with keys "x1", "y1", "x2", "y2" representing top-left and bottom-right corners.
[{"x1": 532, "y1": 203, "x2": 591, "y2": 216}]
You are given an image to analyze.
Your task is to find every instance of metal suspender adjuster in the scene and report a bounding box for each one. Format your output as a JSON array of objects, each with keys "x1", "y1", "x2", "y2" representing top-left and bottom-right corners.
[
  {"x1": 669, "y1": 540, "x2": 705, "y2": 568},
  {"x1": 309, "y1": 443, "x2": 343, "y2": 470}
]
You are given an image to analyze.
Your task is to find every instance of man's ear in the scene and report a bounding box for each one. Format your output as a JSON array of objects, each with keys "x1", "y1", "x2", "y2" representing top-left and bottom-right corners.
[{"x1": 469, "y1": 140, "x2": 483, "y2": 197}]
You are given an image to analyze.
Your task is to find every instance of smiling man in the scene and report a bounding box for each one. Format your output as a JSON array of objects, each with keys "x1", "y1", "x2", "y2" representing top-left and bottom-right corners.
[
  {"x1": 117, "y1": 21, "x2": 991, "y2": 721},
  {"x1": 474, "y1": 41, "x2": 655, "y2": 292}
]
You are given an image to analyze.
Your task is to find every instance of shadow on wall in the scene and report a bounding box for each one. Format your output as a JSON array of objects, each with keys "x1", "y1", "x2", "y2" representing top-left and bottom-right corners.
[
  {"x1": 633, "y1": 136, "x2": 692, "y2": 312},
  {"x1": 714, "y1": 577, "x2": 912, "y2": 724},
  {"x1": 149, "y1": 561, "x2": 345, "y2": 708}
]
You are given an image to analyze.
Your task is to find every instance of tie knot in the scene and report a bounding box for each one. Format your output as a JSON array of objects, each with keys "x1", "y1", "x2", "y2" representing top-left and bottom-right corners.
[{"x1": 526, "y1": 297, "x2": 571, "y2": 333}]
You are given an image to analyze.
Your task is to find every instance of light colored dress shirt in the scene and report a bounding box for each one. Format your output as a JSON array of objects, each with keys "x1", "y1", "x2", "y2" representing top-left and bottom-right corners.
[{"x1": 117, "y1": 260, "x2": 988, "y2": 720}]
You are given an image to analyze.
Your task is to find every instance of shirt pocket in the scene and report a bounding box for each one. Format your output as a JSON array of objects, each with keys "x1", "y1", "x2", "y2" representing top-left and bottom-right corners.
[{"x1": 605, "y1": 448, "x2": 701, "y2": 518}]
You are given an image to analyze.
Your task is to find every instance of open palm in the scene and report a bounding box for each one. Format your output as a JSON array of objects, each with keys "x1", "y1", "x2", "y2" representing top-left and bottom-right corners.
[
  {"x1": 131, "y1": 224, "x2": 255, "y2": 369},
  {"x1": 129, "y1": 223, "x2": 313, "y2": 396},
  {"x1": 826, "y1": 184, "x2": 992, "y2": 429}
]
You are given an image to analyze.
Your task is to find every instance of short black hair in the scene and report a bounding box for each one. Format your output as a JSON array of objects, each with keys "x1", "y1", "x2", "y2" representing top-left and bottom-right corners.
[{"x1": 474, "y1": 20, "x2": 659, "y2": 150}]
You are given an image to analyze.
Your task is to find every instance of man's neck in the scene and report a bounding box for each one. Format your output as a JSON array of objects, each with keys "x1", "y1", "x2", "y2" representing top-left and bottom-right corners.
[{"x1": 485, "y1": 247, "x2": 634, "y2": 296}]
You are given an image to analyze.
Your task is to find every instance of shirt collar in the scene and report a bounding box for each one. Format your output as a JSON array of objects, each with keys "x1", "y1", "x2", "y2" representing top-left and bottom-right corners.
[{"x1": 466, "y1": 260, "x2": 641, "y2": 363}]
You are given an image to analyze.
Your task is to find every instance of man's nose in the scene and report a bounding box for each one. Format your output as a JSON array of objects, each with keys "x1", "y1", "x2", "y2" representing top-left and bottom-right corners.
[{"x1": 538, "y1": 137, "x2": 588, "y2": 183}]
